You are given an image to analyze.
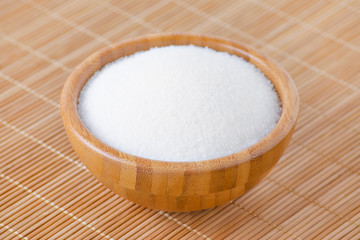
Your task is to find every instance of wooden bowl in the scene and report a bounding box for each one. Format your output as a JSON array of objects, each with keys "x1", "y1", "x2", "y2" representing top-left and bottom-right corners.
[{"x1": 60, "y1": 33, "x2": 299, "y2": 212}]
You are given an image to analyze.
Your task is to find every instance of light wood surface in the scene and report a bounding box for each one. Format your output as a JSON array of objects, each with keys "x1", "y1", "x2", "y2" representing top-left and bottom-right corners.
[
  {"x1": 60, "y1": 33, "x2": 299, "y2": 212},
  {"x1": 1, "y1": 0, "x2": 360, "y2": 239}
]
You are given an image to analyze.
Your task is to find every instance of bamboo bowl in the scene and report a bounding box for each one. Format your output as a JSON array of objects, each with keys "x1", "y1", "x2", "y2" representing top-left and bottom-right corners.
[{"x1": 61, "y1": 33, "x2": 299, "y2": 212}]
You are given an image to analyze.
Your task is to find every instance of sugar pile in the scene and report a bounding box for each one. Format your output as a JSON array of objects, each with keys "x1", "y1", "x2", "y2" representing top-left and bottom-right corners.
[{"x1": 78, "y1": 45, "x2": 281, "y2": 162}]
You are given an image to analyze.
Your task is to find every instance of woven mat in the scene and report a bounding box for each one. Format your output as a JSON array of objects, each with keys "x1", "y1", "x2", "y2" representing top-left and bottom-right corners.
[{"x1": 1, "y1": 0, "x2": 360, "y2": 239}]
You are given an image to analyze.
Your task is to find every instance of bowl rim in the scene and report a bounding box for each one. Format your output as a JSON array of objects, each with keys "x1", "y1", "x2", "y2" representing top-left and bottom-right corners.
[{"x1": 60, "y1": 33, "x2": 299, "y2": 173}]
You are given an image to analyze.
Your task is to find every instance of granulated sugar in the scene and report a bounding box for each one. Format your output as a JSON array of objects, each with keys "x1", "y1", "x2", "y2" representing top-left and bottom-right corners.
[{"x1": 78, "y1": 45, "x2": 281, "y2": 162}]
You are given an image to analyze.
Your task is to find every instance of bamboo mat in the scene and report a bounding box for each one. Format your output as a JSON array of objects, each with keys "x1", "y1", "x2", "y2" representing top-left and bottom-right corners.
[{"x1": 1, "y1": 0, "x2": 360, "y2": 239}]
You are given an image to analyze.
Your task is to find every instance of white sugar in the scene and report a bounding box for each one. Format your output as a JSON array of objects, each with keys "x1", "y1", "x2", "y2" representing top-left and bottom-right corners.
[{"x1": 78, "y1": 45, "x2": 281, "y2": 162}]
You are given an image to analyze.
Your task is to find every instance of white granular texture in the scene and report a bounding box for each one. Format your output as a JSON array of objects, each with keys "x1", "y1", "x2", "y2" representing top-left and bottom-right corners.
[{"x1": 78, "y1": 45, "x2": 281, "y2": 162}]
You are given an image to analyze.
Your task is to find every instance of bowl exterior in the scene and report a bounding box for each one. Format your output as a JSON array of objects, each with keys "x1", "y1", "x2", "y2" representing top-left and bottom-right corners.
[
  {"x1": 61, "y1": 33, "x2": 299, "y2": 212},
  {"x1": 63, "y1": 123, "x2": 294, "y2": 212}
]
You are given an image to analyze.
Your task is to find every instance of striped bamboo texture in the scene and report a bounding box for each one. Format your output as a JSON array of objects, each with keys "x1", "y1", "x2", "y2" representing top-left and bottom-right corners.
[
  {"x1": 1, "y1": 0, "x2": 359, "y2": 239},
  {"x1": 61, "y1": 33, "x2": 299, "y2": 212}
]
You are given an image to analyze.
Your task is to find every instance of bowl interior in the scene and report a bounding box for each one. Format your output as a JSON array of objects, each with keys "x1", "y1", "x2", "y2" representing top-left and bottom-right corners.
[{"x1": 61, "y1": 33, "x2": 299, "y2": 172}]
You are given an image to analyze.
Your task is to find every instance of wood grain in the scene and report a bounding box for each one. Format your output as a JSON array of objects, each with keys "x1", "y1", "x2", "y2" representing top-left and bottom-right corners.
[{"x1": 60, "y1": 33, "x2": 299, "y2": 212}]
